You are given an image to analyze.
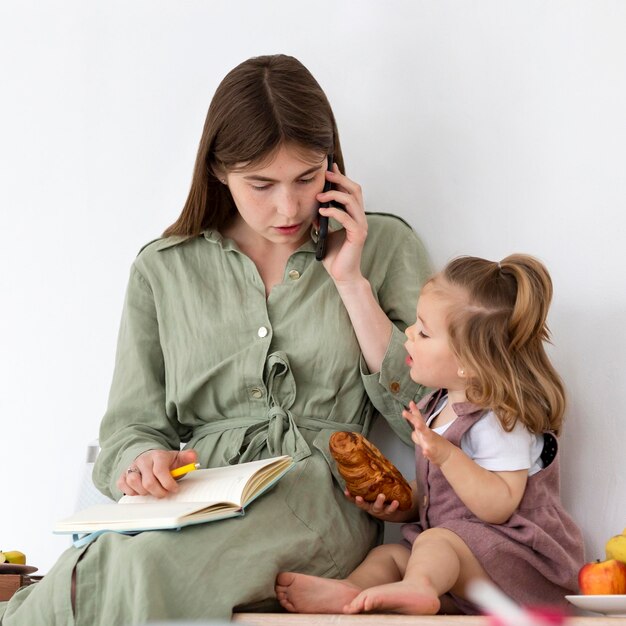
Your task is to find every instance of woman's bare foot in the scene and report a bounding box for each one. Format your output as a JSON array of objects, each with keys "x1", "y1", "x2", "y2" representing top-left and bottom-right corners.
[
  {"x1": 275, "y1": 572, "x2": 362, "y2": 613},
  {"x1": 344, "y1": 579, "x2": 441, "y2": 615}
]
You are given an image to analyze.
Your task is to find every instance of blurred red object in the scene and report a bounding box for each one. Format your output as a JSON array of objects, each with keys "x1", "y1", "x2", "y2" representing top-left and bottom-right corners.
[{"x1": 488, "y1": 606, "x2": 568, "y2": 626}]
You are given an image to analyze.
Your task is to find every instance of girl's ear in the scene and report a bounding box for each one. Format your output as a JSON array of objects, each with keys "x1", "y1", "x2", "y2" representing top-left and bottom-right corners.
[{"x1": 457, "y1": 367, "x2": 467, "y2": 379}]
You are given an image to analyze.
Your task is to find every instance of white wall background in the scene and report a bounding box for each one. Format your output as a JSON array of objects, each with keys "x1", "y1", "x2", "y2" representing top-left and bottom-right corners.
[{"x1": 1, "y1": 0, "x2": 624, "y2": 576}]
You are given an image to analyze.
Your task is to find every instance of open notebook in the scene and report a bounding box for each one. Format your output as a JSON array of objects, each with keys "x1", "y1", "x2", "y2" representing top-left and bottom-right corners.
[{"x1": 55, "y1": 455, "x2": 294, "y2": 543}]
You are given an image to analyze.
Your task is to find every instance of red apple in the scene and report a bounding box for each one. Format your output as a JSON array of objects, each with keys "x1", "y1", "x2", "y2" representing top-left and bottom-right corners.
[{"x1": 578, "y1": 559, "x2": 626, "y2": 595}]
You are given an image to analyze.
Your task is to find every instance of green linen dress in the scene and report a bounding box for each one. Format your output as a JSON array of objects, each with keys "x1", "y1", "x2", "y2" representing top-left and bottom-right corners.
[{"x1": 0, "y1": 213, "x2": 430, "y2": 625}]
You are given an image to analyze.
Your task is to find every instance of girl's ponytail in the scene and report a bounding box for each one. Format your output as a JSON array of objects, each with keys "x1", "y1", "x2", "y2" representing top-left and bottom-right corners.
[{"x1": 500, "y1": 255, "x2": 552, "y2": 352}]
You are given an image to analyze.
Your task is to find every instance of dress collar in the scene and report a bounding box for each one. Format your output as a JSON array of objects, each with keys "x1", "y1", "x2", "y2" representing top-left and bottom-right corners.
[
  {"x1": 202, "y1": 228, "x2": 318, "y2": 255},
  {"x1": 420, "y1": 388, "x2": 486, "y2": 420}
]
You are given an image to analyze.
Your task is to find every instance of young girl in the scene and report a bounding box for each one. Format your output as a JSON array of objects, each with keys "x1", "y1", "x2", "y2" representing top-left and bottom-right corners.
[{"x1": 276, "y1": 254, "x2": 584, "y2": 615}]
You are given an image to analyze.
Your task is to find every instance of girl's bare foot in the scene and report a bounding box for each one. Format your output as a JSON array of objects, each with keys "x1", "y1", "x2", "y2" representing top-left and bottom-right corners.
[
  {"x1": 344, "y1": 580, "x2": 441, "y2": 615},
  {"x1": 275, "y1": 572, "x2": 362, "y2": 613}
]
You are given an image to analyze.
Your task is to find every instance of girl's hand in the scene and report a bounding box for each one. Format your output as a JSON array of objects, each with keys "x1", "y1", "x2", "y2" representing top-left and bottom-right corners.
[
  {"x1": 403, "y1": 401, "x2": 455, "y2": 467},
  {"x1": 317, "y1": 164, "x2": 368, "y2": 284},
  {"x1": 344, "y1": 489, "x2": 416, "y2": 523},
  {"x1": 117, "y1": 448, "x2": 199, "y2": 498}
]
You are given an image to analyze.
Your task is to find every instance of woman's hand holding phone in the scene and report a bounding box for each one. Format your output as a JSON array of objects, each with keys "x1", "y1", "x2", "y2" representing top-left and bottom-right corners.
[
  {"x1": 315, "y1": 162, "x2": 368, "y2": 285},
  {"x1": 318, "y1": 161, "x2": 393, "y2": 375}
]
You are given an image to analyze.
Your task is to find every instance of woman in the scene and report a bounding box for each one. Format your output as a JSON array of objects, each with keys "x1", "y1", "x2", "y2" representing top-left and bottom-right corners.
[{"x1": 0, "y1": 54, "x2": 430, "y2": 625}]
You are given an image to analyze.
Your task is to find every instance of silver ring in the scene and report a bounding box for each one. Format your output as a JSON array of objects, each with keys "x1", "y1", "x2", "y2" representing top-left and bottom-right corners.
[{"x1": 126, "y1": 466, "x2": 141, "y2": 476}]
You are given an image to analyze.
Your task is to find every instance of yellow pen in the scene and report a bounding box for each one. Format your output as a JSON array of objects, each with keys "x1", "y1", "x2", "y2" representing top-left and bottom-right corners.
[{"x1": 170, "y1": 462, "x2": 201, "y2": 478}]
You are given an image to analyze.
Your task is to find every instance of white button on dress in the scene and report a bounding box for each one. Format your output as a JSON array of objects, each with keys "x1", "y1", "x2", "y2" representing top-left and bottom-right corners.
[{"x1": 257, "y1": 326, "x2": 268, "y2": 338}]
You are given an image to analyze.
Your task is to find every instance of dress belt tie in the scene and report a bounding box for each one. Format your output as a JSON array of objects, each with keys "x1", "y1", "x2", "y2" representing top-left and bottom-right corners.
[{"x1": 191, "y1": 411, "x2": 363, "y2": 463}]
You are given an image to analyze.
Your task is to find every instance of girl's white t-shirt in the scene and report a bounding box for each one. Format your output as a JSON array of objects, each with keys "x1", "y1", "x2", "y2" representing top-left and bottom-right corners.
[{"x1": 427, "y1": 397, "x2": 544, "y2": 476}]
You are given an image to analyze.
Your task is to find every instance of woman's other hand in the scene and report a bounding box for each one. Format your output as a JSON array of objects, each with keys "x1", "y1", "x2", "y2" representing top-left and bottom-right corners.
[
  {"x1": 318, "y1": 164, "x2": 368, "y2": 284},
  {"x1": 117, "y1": 448, "x2": 199, "y2": 498}
]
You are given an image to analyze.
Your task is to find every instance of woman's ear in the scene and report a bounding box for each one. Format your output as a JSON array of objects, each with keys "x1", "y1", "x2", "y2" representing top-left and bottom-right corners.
[
  {"x1": 457, "y1": 367, "x2": 467, "y2": 379},
  {"x1": 211, "y1": 164, "x2": 228, "y2": 185}
]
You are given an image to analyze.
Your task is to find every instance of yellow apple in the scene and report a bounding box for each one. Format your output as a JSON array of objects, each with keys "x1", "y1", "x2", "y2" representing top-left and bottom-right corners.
[
  {"x1": 606, "y1": 534, "x2": 626, "y2": 564},
  {"x1": 0, "y1": 550, "x2": 26, "y2": 565}
]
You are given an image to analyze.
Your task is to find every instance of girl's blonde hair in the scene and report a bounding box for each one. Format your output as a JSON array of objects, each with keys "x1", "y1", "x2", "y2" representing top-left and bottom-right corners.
[{"x1": 435, "y1": 254, "x2": 565, "y2": 434}]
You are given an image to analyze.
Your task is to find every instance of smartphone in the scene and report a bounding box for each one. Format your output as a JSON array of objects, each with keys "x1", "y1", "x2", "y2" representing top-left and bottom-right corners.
[{"x1": 315, "y1": 155, "x2": 334, "y2": 261}]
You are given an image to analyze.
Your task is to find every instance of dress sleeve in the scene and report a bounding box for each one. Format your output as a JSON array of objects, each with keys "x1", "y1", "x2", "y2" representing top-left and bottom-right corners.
[
  {"x1": 92, "y1": 264, "x2": 185, "y2": 500},
  {"x1": 361, "y1": 224, "x2": 432, "y2": 445}
]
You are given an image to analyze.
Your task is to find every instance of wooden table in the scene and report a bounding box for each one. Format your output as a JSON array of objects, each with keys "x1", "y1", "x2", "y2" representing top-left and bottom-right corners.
[
  {"x1": 0, "y1": 574, "x2": 41, "y2": 601},
  {"x1": 233, "y1": 614, "x2": 626, "y2": 625}
]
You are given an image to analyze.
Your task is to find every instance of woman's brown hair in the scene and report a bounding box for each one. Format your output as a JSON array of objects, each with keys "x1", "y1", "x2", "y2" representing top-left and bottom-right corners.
[
  {"x1": 164, "y1": 54, "x2": 344, "y2": 237},
  {"x1": 435, "y1": 254, "x2": 566, "y2": 434}
]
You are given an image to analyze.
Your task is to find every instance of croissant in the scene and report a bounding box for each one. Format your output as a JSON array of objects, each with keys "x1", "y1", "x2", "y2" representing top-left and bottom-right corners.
[{"x1": 329, "y1": 431, "x2": 413, "y2": 510}]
